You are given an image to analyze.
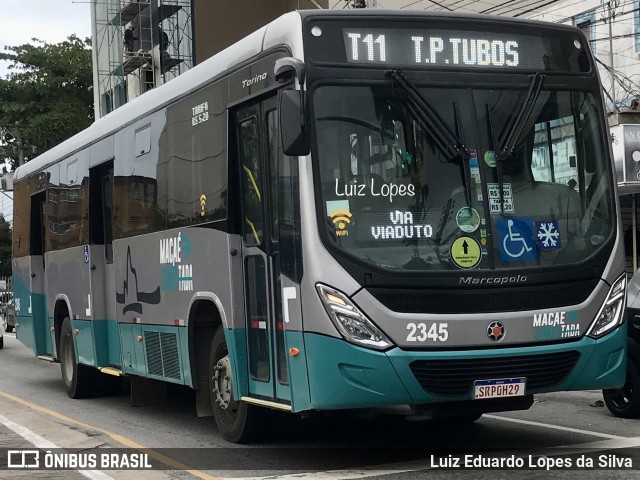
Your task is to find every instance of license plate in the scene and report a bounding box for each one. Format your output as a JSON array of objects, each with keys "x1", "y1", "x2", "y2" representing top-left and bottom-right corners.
[{"x1": 474, "y1": 378, "x2": 526, "y2": 400}]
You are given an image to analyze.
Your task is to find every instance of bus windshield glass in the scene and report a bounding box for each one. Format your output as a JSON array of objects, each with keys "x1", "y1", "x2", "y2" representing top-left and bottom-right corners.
[{"x1": 313, "y1": 84, "x2": 613, "y2": 271}]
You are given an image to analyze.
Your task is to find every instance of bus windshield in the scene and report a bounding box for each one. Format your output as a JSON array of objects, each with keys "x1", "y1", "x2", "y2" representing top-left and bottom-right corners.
[{"x1": 313, "y1": 84, "x2": 613, "y2": 271}]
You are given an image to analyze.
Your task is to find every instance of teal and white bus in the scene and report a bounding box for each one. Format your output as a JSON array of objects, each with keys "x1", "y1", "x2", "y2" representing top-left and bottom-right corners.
[{"x1": 13, "y1": 10, "x2": 627, "y2": 442}]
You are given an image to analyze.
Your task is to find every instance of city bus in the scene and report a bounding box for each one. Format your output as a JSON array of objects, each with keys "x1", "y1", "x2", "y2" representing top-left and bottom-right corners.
[{"x1": 12, "y1": 10, "x2": 627, "y2": 443}]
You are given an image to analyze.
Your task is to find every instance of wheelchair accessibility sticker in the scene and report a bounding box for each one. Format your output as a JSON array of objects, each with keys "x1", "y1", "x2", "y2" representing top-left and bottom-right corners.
[{"x1": 497, "y1": 217, "x2": 537, "y2": 262}]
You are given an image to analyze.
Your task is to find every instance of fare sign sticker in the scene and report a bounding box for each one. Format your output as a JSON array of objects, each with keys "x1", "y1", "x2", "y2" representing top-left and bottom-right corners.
[{"x1": 488, "y1": 183, "x2": 514, "y2": 214}]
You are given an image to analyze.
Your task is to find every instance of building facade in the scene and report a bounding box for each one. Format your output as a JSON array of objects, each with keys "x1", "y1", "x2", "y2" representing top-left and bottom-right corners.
[{"x1": 91, "y1": 0, "x2": 328, "y2": 119}]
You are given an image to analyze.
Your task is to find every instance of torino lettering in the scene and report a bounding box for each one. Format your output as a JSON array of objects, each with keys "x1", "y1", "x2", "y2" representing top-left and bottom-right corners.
[
  {"x1": 242, "y1": 73, "x2": 267, "y2": 88},
  {"x1": 371, "y1": 210, "x2": 433, "y2": 240}
]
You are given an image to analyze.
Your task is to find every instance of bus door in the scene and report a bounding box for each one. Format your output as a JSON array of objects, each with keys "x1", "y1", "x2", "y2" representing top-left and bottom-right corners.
[
  {"x1": 233, "y1": 96, "x2": 293, "y2": 404},
  {"x1": 88, "y1": 160, "x2": 117, "y2": 366},
  {"x1": 25, "y1": 190, "x2": 50, "y2": 356}
]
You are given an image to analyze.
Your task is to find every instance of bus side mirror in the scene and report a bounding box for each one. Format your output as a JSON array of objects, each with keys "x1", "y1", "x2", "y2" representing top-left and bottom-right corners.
[{"x1": 279, "y1": 90, "x2": 310, "y2": 156}]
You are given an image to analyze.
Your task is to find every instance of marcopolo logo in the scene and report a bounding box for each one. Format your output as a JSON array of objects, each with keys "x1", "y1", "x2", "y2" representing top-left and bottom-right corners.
[{"x1": 459, "y1": 275, "x2": 527, "y2": 285}]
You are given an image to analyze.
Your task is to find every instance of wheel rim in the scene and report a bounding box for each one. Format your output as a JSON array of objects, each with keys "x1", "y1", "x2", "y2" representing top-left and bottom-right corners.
[
  {"x1": 63, "y1": 335, "x2": 74, "y2": 384},
  {"x1": 212, "y1": 354, "x2": 238, "y2": 414}
]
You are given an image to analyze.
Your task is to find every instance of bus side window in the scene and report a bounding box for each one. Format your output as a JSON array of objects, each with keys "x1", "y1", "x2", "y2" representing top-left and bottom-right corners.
[{"x1": 239, "y1": 116, "x2": 264, "y2": 246}]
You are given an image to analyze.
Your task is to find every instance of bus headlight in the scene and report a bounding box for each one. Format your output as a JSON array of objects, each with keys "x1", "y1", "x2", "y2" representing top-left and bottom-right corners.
[
  {"x1": 316, "y1": 284, "x2": 393, "y2": 350},
  {"x1": 587, "y1": 275, "x2": 627, "y2": 339}
]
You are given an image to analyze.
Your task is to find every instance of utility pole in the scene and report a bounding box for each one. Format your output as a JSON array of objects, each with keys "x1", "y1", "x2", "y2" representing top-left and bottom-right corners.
[
  {"x1": 606, "y1": 0, "x2": 619, "y2": 111},
  {"x1": 15, "y1": 127, "x2": 24, "y2": 167}
]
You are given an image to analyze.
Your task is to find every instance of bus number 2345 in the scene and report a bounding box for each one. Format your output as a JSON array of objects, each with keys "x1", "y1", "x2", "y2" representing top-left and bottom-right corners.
[{"x1": 406, "y1": 323, "x2": 449, "y2": 342}]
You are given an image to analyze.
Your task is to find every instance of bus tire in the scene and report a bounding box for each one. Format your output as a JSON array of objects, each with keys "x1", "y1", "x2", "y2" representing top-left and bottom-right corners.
[
  {"x1": 209, "y1": 326, "x2": 265, "y2": 443},
  {"x1": 603, "y1": 339, "x2": 640, "y2": 419},
  {"x1": 60, "y1": 317, "x2": 96, "y2": 399}
]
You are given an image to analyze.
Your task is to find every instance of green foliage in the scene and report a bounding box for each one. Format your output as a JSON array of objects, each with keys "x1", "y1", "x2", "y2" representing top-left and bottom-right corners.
[
  {"x1": 0, "y1": 35, "x2": 94, "y2": 168},
  {"x1": 0, "y1": 214, "x2": 11, "y2": 277}
]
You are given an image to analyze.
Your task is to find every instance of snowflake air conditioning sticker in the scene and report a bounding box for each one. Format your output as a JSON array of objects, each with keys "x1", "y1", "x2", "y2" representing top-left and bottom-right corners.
[{"x1": 535, "y1": 220, "x2": 561, "y2": 251}]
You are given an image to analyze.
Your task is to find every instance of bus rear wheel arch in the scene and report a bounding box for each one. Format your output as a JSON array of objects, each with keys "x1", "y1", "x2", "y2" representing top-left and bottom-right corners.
[
  {"x1": 59, "y1": 317, "x2": 96, "y2": 399},
  {"x1": 209, "y1": 326, "x2": 267, "y2": 443}
]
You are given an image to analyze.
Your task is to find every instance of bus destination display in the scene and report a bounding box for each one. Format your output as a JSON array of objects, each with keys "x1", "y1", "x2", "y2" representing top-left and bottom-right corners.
[{"x1": 338, "y1": 27, "x2": 582, "y2": 71}]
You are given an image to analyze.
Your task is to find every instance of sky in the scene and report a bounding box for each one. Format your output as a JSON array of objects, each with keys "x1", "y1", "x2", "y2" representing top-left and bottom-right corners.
[
  {"x1": 0, "y1": 1, "x2": 91, "y2": 222},
  {"x1": 0, "y1": 1, "x2": 92, "y2": 77}
]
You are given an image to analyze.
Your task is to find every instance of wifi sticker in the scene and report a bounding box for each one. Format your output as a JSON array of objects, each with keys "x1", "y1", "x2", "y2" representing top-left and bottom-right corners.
[
  {"x1": 326, "y1": 200, "x2": 352, "y2": 237},
  {"x1": 200, "y1": 194, "x2": 207, "y2": 216}
]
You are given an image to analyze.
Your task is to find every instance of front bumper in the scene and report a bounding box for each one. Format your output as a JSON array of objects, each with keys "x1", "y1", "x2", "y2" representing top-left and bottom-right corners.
[{"x1": 302, "y1": 323, "x2": 627, "y2": 411}]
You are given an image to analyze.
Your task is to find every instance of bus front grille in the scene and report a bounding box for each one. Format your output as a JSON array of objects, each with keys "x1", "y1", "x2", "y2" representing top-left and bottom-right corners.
[
  {"x1": 409, "y1": 351, "x2": 580, "y2": 397},
  {"x1": 368, "y1": 280, "x2": 598, "y2": 314}
]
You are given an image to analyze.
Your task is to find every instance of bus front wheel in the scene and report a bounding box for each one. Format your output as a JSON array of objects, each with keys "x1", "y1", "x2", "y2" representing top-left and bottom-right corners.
[
  {"x1": 603, "y1": 338, "x2": 640, "y2": 418},
  {"x1": 209, "y1": 326, "x2": 265, "y2": 443},
  {"x1": 59, "y1": 317, "x2": 96, "y2": 399}
]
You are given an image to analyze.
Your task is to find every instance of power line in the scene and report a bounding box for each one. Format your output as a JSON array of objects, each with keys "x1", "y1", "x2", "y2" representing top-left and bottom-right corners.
[
  {"x1": 528, "y1": 0, "x2": 636, "y2": 20},
  {"x1": 478, "y1": 0, "x2": 561, "y2": 16},
  {"x1": 513, "y1": 0, "x2": 564, "y2": 17}
]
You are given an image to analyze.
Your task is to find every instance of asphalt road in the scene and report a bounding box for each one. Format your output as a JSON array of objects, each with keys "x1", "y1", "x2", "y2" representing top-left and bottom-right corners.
[{"x1": 1, "y1": 332, "x2": 640, "y2": 480}]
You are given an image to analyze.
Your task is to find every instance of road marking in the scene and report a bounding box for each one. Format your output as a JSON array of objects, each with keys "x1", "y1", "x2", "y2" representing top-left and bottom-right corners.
[
  {"x1": 550, "y1": 435, "x2": 640, "y2": 451},
  {"x1": 227, "y1": 415, "x2": 635, "y2": 480},
  {"x1": 228, "y1": 436, "x2": 640, "y2": 480},
  {"x1": 0, "y1": 390, "x2": 221, "y2": 480},
  {"x1": 0, "y1": 370, "x2": 631, "y2": 480},
  {"x1": 0, "y1": 413, "x2": 115, "y2": 480},
  {"x1": 229, "y1": 469, "x2": 413, "y2": 480},
  {"x1": 484, "y1": 414, "x2": 624, "y2": 439}
]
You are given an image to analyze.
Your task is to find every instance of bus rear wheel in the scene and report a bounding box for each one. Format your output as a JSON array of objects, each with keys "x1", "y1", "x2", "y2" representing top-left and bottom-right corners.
[
  {"x1": 60, "y1": 317, "x2": 96, "y2": 399},
  {"x1": 2, "y1": 316, "x2": 12, "y2": 333},
  {"x1": 209, "y1": 326, "x2": 265, "y2": 443}
]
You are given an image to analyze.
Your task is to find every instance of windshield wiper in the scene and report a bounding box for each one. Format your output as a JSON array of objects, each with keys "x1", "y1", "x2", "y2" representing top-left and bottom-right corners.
[
  {"x1": 496, "y1": 73, "x2": 545, "y2": 162},
  {"x1": 387, "y1": 69, "x2": 469, "y2": 161},
  {"x1": 387, "y1": 69, "x2": 472, "y2": 203},
  {"x1": 487, "y1": 73, "x2": 545, "y2": 211}
]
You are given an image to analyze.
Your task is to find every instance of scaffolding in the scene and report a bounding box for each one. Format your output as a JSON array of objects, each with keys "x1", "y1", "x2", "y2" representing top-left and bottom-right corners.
[{"x1": 93, "y1": 0, "x2": 194, "y2": 117}]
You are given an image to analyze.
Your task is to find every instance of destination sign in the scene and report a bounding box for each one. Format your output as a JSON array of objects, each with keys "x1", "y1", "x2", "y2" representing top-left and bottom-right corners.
[
  {"x1": 305, "y1": 21, "x2": 590, "y2": 73},
  {"x1": 345, "y1": 30, "x2": 521, "y2": 68}
]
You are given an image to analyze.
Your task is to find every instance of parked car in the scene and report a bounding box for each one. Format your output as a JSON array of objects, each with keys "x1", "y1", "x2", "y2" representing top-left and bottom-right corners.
[
  {"x1": 603, "y1": 272, "x2": 640, "y2": 418},
  {"x1": 2, "y1": 298, "x2": 14, "y2": 333}
]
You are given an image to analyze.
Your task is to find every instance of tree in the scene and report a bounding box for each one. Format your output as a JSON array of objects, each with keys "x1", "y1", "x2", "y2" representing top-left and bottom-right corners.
[
  {"x1": 0, "y1": 35, "x2": 94, "y2": 168},
  {"x1": 0, "y1": 214, "x2": 11, "y2": 277}
]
